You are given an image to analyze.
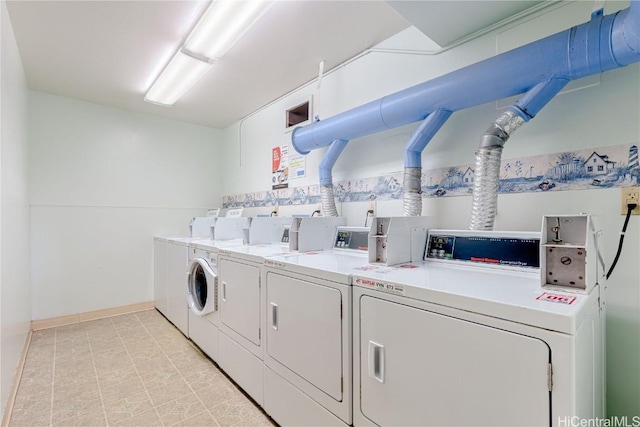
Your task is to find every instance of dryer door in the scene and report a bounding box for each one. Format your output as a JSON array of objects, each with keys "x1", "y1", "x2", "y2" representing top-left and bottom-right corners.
[
  {"x1": 187, "y1": 258, "x2": 217, "y2": 316},
  {"x1": 359, "y1": 295, "x2": 550, "y2": 426}
]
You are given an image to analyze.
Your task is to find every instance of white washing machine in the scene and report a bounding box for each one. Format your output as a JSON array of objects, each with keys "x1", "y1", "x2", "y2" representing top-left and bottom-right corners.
[
  {"x1": 155, "y1": 236, "x2": 198, "y2": 336},
  {"x1": 184, "y1": 216, "x2": 250, "y2": 360},
  {"x1": 351, "y1": 229, "x2": 605, "y2": 426},
  {"x1": 261, "y1": 217, "x2": 432, "y2": 427}
]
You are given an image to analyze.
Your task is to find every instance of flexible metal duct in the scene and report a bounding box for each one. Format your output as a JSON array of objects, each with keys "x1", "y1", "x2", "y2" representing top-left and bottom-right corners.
[
  {"x1": 403, "y1": 109, "x2": 452, "y2": 215},
  {"x1": 319, "y1": 139, "x2": 348, "y2": 217},
  {"x1": 291, "y1": 2, "x2": 640, "y2": 222}
]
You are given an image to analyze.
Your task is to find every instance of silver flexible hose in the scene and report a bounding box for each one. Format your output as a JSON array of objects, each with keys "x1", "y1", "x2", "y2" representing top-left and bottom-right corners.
[
  {"x1": 402, "y1": 167, "x2": 423, "y2": 216},
  {"x1": 469, "y1": 111, "x2": 525, "y2": 230},
  {"x1": 320, "y1": 184, "x2": 339, "y2": 217},
  {"x1": 469, "y1": 146, "x2": 503, "y2": 230}
]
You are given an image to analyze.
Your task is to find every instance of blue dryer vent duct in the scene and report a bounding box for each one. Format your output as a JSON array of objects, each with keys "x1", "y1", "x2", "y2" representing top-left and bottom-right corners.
[{"x1": 292, "y1": 1, "x2": 640, "y2": 222}]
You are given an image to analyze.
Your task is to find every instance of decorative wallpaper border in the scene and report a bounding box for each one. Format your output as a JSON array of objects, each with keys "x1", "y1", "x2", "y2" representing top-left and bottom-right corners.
[{"x1": 223, "y1": 143, "x2": 640, "y2": 208}]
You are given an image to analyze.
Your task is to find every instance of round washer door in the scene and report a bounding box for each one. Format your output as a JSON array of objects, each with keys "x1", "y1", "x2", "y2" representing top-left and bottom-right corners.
[{"x1": 186, "y1": 257, "x2": 217, "y2": 316}]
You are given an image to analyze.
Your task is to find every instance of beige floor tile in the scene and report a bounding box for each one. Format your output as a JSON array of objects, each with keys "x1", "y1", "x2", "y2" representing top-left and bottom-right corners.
[
  {"x1": 146, "y1": 377, "x2": 194, "y2": 407},
  {"x1": 100, "y1": 375, "x2": 146, "y2": 405},
  {"x1": 210, "y1": 394, "x2": 274, "y2": 427},
  {"x1": 53, "y1": 365, "x2": 98, "y2": 392},
  {"x1": 51, "y1": 397, "x2": 103, "y2": 425},
  {"x1": 88, "y1": 332, "x2": 123, "y2": 349},
  {"x1": 112, "y1": 323, "x2": 148, "y2": 335},
  {"x1": 103, "y1": 390, "x2": 154, "y2": 425},
  {"x1": 112, "y1": 408, "x2": 162, "y2": 427},
  {"x1": 124, "y1": 341, "x2": 162, "y2": 357},
  {"x1": 194, "y1": 377, "x2": 244, "y2": 413},
  {"x1": 170, "y1": 350, "x2": 215, "y2": 374},
  {"x1": 23, "y1": 350, "x2": 54, "y2": 370},
  {"x1": 181, "y1": 364, "x2": 223, "y2": 392},
  {"x1": 10, "y1": 395, "x2": 51, "y2": 413},
  {"x1": 155, "y1": 391, "x2": 207, "y2": 426},
  {"x1": 133, "y1": 356, "x2": 175, "y2": 378},
  {"x1": 19, "y1": 368, "x2": 52, "y2": 385},
  {"x1": 51, "y1": 406, "x2": 107, "y2": 427},
  {"x1": 139, "y1": 364, "x2": 182, "y2": 390},
  {"x1": 96, "y1": 365, "x2": 139, "y2": 389},
  {"x1": 10, "y1": 309, "x2": 272, "y2": 427},
  {"x1": 92, "y1": 342, "x2": 128, "y2": 357},
  {"x1": 8, "y1": 407, "x2": 51, "y2": 427},
  {"x1": 53, "y1": 378, "x2": 100, "y2": 403},
  {"x1": 29, "y1": 330, "x2": 56, "y2": 347},
  {"x1": 55, "y1": 323, "x2": 87, "y2": 340},
  {"x1": 171, "y1": 410, "x2": 219, "y2": 427},
  {"x1": 13, "y1": 384, "x2": 52, "y2": 406}
]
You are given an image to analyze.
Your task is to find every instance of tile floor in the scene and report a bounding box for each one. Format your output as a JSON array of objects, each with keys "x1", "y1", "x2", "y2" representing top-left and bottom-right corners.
[{"x1": 9, "y1": 309, "x2": 275, "y2": 427}]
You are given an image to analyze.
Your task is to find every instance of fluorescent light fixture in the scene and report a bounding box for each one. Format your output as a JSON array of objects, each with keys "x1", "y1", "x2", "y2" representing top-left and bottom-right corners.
[
  {"x1": 145, "y1": 0, "x2": 272, "y2": 106},
  {"x1": 144, "y1": 51, "x2": 213, "y2": 106},
  {"x1": 184, "y1": 0, "x2": 273, "y2": 60}
]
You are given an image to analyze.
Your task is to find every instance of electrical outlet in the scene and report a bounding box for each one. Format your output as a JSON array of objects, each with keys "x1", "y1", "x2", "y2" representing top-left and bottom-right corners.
[
  {"x1": 273, "y1": 205, "x2": 279, "y2": 216},
  {"x1": 368, "y1": 200, "x2": 377, "y2": 217},
  {"x1": 620, "y1": 187, "x2": 640, "y2": 215},
  {"x1": 316, "y1": 203, "x2": 322, "y2": 216}
]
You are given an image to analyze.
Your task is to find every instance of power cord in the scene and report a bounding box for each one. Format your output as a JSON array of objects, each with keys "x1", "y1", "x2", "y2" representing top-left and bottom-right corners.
[
  {"x1": 311, "y1": 209, "x2": 321, "y2": 217},
  {"x1": 606, "y1": 202, "x2": 637, "y2": 279}
]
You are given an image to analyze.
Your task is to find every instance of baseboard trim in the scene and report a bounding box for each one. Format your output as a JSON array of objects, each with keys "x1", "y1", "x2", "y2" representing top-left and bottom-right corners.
[
  {"x1": 31, "y1": 301, "x2": 155, "y2": 331},
  {"x1": 1, "y1": 330, "x2": 32, "y2": 427}
]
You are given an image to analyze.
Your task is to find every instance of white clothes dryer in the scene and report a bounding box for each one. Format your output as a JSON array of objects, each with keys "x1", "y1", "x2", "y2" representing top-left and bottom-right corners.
[
  {"x1": 261, "y1": 227, "x2": 373, "y2": 427},
  {"x1": 351, "y1": 230, "x2": 604, "y2": 426},
  {"x1": 216, "y1": 242, "x2": 292, "y2": 406}
]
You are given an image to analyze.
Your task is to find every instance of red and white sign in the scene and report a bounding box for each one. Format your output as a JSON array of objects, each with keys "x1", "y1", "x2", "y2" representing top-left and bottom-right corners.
[
  {"x1": 536, "y1": 292, "x2": 577, "y2": 305},
  {"x1": 272, "y1": 145, "x2": 289, "y2": 190}
]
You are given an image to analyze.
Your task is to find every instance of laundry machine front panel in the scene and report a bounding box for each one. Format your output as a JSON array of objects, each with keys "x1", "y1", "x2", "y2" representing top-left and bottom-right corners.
[
  {"x1": 266, "y1": 272, "x2": 344, "y2": 401},
  {"x1": 359, "y1": 295, "x2": 550, "y2": 427},
  {"x1": 219, "y1": 258, "x2": 261, "y2": 345},
  {"x1": 153, "y1": 239, "x2": 168, "y2": 316},
  {"x1": 167, "y1": 242, "x2": 189, "y2": 336}
]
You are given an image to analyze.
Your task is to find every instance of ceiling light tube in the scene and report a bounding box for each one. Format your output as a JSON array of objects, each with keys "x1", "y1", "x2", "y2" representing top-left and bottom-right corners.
[
  {"x1": 184, "y1": 0, "x2": 273, "y2": 60},
  {"x1": 145, "y1": 51, "x2": 213, "y2": 106}
]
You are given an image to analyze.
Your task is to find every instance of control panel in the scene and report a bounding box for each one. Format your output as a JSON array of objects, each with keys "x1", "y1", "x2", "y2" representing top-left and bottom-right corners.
[
  {"x1": 333, "y1": 227, "x2": 369, "y2": 251},
  {"x1": 426, "y1": 230, "x2": 540, "y2": 269},
  {"x1": 281, "y1": 226, "x2": 290, "y2": 243}
]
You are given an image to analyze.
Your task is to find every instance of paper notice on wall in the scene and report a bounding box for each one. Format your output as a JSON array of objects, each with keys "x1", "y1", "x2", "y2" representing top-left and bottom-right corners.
[
  {"x1": 272, "y1": 145, "x2": 289, "y2": 190},
  {"x1": 289, "y1": 152, "x2": 306, "y2": 179}
]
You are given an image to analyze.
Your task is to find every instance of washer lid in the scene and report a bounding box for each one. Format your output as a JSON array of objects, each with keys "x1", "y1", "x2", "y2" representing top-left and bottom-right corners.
[{"x1": 187, "y1": 257, "x2": 217, "y2": 316}]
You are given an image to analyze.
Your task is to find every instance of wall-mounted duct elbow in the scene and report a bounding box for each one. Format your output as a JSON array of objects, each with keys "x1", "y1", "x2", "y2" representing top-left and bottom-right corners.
[
  {"x1": 469, "y1": 111, "x2": 524, "y2": 230},
  {"x1": 403, "y1": 109, "x2": 452, "y2": 216},
  {"x1": 470, "y1": 78, "x2": 569, "y2": 230},
  {"x1": 319, "y1": 139, "x2": 349, "y2": 217}
]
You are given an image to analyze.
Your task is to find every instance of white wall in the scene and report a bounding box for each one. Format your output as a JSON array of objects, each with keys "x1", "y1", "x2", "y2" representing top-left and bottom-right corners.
[
  {"x1": 222, "y1": 1, "x2": 640, "y2": 416},
  {"x1": 0, "y1": 0, "x2": 31, "y2": 418},
  {"x1": 29, "y1": 92, "x2": 223, "y2": 320}
]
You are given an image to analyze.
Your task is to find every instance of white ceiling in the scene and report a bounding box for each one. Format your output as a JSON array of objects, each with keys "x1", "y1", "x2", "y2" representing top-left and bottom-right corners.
[{"x1": 6, "y1": 1, "x2": 545, "y2": 130}]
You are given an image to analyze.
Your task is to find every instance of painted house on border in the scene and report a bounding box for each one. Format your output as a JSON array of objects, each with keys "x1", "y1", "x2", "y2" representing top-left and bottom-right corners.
[
  {"x1": 462, "y1": 167, "x2": 475, "y2": 186},
  {"x1": 583, "y1": 152, "x2": 617, "y2": 175}
]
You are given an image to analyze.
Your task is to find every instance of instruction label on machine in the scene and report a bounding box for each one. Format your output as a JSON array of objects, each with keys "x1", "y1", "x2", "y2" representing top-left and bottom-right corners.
[
  {"x1": 536, "y1": 292, "x2": 577, "y2": 305},
  {"x1": 354, "y1": 278, "x2": 405, "y2": 296}
]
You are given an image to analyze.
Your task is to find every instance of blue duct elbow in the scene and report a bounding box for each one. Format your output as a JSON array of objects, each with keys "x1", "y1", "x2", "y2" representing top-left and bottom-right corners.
[
  {"x1": 404, "y1": 109, "x2": 452, "y2": 168},
  {"x1": 611, "y1": 1, "x2": 640, "y2": 66},
  {"x1": 510, "y1": 78, "x2": 570, "y2": 121},
  {"x1": 319, "y1": 139, "x2": 349, "y2": 185}
]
